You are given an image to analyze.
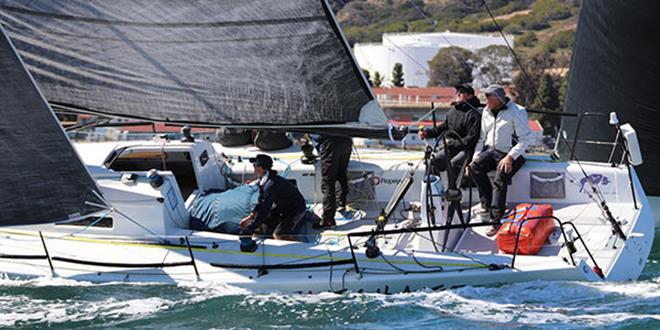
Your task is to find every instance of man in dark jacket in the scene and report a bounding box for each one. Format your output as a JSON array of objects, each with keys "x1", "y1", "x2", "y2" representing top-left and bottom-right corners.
[
  {"x1": 419, "y1": 83, "x2": 482, "y2": 187},
  {"x1": 239, "y1": 154, "x2": 307, "y2": 246},
  {"x1": 313, "y1": 135, "x2": 353, "y2": 229}
]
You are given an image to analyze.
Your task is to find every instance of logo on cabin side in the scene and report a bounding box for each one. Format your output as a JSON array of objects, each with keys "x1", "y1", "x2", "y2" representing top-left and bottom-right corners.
[
  {"x1": 371, "y1": 176, "x2": 402, "y2": 186},
  {"x1": 579, "y1": 174, "x2": 611, "y2": 194}
]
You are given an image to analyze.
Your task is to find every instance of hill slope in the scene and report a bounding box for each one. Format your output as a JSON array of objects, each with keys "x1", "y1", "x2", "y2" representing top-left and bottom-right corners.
[{"x1": 333, "y1": 0, "x2": 579, "y2": 63}]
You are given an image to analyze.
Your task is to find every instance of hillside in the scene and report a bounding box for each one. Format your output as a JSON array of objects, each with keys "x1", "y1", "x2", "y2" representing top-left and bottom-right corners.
[{"x1": 333, "y1": 0, "x2": 580, "y2": 65}]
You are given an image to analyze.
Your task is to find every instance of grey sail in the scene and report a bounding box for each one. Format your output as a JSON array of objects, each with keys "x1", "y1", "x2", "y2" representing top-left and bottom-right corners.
[
  {"x1": 0, "y1": 0, "x2": 386, "y2": 130},
  {"x1": 0, "y1": 25, "x2": 104, "y2": 226},
  {"x1": 561, "y1": 0, "x2": 660, "y2": 195}
]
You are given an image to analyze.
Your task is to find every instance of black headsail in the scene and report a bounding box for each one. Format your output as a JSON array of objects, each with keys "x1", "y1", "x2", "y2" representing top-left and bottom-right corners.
[
  {"x1": 561, "y1": 0, "x2": 660, "y2": 195},
  {"x1": 0, "y1": 25, "x2": 105, "y2": 226},
  {"x1": 0, "y1": 0, "x2": 389, "y2": 136}
]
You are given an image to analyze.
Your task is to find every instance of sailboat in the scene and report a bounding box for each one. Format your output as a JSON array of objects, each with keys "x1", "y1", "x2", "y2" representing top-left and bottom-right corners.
[{"x1": 0, "y1": 0, "x2": 654, "y2": 293}]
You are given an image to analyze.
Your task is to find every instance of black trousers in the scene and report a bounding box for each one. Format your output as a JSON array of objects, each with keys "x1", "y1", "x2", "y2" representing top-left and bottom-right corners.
[
  {"x1": 319, "y1": 137, "x2": 353, "y2": 222},
  {"x1": 431, "y1": 149, "x2": 467, "y2": 189},
  {"x1": 469, "y1": 148, "x2": 525, "y2": 219}
]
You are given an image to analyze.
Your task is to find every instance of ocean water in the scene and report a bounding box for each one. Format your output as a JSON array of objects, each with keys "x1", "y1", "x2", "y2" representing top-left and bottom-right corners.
[{"x1": 1, "y1": 229, "x2": 658, "y2": 329}]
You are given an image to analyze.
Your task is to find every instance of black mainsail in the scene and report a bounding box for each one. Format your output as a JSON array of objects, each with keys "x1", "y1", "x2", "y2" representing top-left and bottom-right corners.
[
  {"x1": 562, "y1": 0, "x2": 660, "y2": 195},
  {"x1": 0, "y1": 25, "x2": 104, "y2": 226},
  {"x1": 0, "y1": 0, "x2": 387, "y2": 132}
]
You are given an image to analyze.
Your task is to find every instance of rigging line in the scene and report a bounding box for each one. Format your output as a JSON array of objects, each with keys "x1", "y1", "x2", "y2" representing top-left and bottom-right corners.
[
  {"x1": 403, "y1": 0, "x2": 473, "y2": 66},
  {"x1": 109, "y1": 207, "x2": 170, "y2": 244},
  {"x1": 480, "y1": 0, "x2": 541, "y2": 105},
  {"x1": 160, "y1": 139, "x2": 168, "y2": 171},
  {"x1": 377, "y1": 253, "x2": 454, "y2": 274},
  {"x1": 410, "y1": 251, "x2": 444, "y2": 270},
  {"x1": 55, "y1": 209, "x2": 114, "y2": 239},
  {"x1": 333, "y1": 0, "x2": 429, "y2": 75},
  {"x1": 572, "y1": 155, "x2": 615, "y2": 223},
  {"x1": 409, "y1": 106, "x2": 441, "y2": 128}
]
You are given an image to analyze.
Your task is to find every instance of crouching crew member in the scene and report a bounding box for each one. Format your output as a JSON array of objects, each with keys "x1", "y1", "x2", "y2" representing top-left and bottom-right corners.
[
  {"x1": 419, "y1": 83, "x2": 482, "y2": 186},
  {"x1": 466, "y1": 84, "x2": 534, "y2": 237},
  {"x1": 239, "y1": 154, "x2": 307, "y2": 249}
]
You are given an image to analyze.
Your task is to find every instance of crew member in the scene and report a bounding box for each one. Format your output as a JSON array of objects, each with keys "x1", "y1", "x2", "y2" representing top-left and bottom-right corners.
[
  {"x1": 419, "y1": 83, "x2": 482, "y2": 186},
  {"x1": 466, "y1": 84, "x2": 534, "y2": 236},
  {"x1": 239, "y1": 154, "x2": 307, "y2": 248},
  {"x1": 313, "y1": 134, "x2": 353, "y2": 229}
]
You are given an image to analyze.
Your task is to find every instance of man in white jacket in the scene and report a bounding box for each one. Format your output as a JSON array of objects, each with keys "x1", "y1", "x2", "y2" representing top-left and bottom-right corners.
[{"x1": 466, "y1": 84, "x2": 534, "y2": 236}]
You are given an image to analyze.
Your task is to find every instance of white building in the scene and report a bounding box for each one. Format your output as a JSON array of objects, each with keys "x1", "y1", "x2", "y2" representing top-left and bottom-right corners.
[{"x1": 354, "y1": 31, "x2": 513, "y2": 88}]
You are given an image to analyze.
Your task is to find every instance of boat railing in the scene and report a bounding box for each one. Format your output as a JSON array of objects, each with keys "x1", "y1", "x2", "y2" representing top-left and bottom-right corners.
[
  {"x1": 509, "y1": 216, "x2": 604, "y2": 278},
  {"x1": 0, "y1": 231, "x2": 202, "y2": 280},
  {"x1": 346, "y1": 221, "x2": 503, "y2": 273},
  {"x1": 0, "y1": 217, "x2": 604, "y2": 280},
  {"x1": 345, "y1": 215, "x2": 604, "y2": 278}
]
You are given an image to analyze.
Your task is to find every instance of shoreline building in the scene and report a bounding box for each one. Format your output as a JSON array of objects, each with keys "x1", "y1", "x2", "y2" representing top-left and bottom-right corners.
[{"x1": 354, "y1": 31, "x2": 513, "y2": 88}]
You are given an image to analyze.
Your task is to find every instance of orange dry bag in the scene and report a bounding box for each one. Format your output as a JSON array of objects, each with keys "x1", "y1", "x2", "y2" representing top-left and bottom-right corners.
[{"x1": 496, "y1": 203, "x2": 555, "y2": 255}]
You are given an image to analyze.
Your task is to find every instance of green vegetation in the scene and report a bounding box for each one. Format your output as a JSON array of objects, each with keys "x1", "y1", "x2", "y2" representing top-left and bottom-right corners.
[
  {"x1": 362, "y1": 68, "x2": 373, "y2": 86},
  {"x1": 391, "y1": 63, "x2": 405, "y2": 87},
  {"x1": 427, "y1": 46, "x2": 475, "y2": 87},
  {"x1": 373, "y1": 71, "x2": 383, "y2": 87},
  {"x1": 518, "y1": 31, "x2": 538, "y2": 47},
  {"x1": 337, "y1": 0, "x2": 577, "y2": 123},
  {"x1": 336, "y1": 0, "x2": 579, "y2": 55},
  {"x1": 545, "y1": 30, "x2": 575, "y2": 52}
]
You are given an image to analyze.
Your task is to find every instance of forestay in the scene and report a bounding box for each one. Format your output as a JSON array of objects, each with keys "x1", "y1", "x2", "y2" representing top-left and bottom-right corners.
[
  {"x1": 0, "y1": 25, "x2": 104, "y2": 226},
  {"x1": 0, "y1": 0, "x2": 386, "y2": 129}
]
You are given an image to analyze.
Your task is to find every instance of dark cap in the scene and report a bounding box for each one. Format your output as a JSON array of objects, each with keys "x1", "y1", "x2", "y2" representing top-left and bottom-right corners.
[
  {"x1": 454, "y1": 83, "x2": 475, "y2": 95},
  {"x1": 249, "y1": 154, "x2": 273, "y2": 170}
]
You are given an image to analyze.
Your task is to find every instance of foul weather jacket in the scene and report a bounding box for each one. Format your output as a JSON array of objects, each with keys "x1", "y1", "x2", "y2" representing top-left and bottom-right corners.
[
  {"x1": 245, "y1": 171, "x2": 306, "y2": 233},
  {"x1": 473, "y1": 98, "x2": 534, "y2": 161},
  {"x1": 424, "y1": 96, "x2": 482, "y2": 156}
]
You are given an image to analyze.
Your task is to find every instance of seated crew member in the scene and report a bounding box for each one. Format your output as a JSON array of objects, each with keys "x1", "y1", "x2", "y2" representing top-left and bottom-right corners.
[
  {"x1": 419, "y1": 83, "x2": 482, "y2": 187},
  {"x1": 239, "y1": 154, "x2": 307, "y2": 243},
  {"x1": 466, "y1": 84, "x2": 534, "y2": 237}
]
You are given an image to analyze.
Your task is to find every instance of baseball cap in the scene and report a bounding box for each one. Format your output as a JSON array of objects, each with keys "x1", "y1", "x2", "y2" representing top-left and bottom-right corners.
[
  {"x1": 454, "y1": 83, "x2": 475, "y2": 95},
  {"x1": 249, "y1": 154, "x2": 273, "y2": 170}
]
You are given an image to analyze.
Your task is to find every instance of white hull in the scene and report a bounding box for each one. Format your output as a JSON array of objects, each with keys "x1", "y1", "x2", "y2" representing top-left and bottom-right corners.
[{"x1": 0, "y1": 140, "x2": 654, "y2": 293}]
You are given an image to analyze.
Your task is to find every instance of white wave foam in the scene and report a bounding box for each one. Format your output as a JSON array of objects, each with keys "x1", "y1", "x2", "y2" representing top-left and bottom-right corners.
[
  {"x1": 243, "y1": 291, "x2": 342, "y2": 307},
  {"x1": 177, "y1": 280, "x2": 251, "y2": 304},
  {"x1": 582, "y1": 280, "x2": 660, "y2": 299},
  {"x1": 0, "y1": 295, "x2": 176, "y2": 327}
]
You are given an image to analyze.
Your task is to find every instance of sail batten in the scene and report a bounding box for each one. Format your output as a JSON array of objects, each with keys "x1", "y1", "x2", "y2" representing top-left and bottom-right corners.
[
  {"x1": 0, "y1": 24, "x2": 104, "y2": 226},
  {"x1": 0, "y1": 0, "x2": 384, "y2": 128}
]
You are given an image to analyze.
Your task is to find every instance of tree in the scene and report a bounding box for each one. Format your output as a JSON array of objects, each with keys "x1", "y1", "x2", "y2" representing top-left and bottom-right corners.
[
  {"x1": 531, "y1": 73, "x2": 561, "y2": 134},
  {"x1": 512, "y1": 49, "x2": 555, "y2": 106},
  {"x1": 391, "y1": 62, "x2": 405, "y2": 87},
  {"x1": 531, "y1": 73, "x2": 559, "y2": 111},
  {"x1": 362, "y1": 68, "x2": 373, "y2": 86},
  {"x1": 373, "y1": 71, "x2": 383, "y2": 88},
  {"x1": 473, "y1": 45, "x2": 513, "y2": 87},
  {"x1": 511, "y1": 49, "x2": 560, "y2": 134},
  {"x1": 427, "y1": 46, "x2": 475, "y2": 87}
]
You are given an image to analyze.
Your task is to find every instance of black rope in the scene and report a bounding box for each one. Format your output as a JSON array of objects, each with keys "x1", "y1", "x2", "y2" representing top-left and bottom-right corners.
[
  {"x1": 481, "y1": 0, "x2": 541, "y2": 106},
  {"x1": 52, "y1": 256, "x2": 193, "y2": 268},
  {"x1": 411, "y1": 252, "x2": 444, "y2": 270},
  {"x1": 209, "y1": 259, "x2": 354, "y2": 270}
]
